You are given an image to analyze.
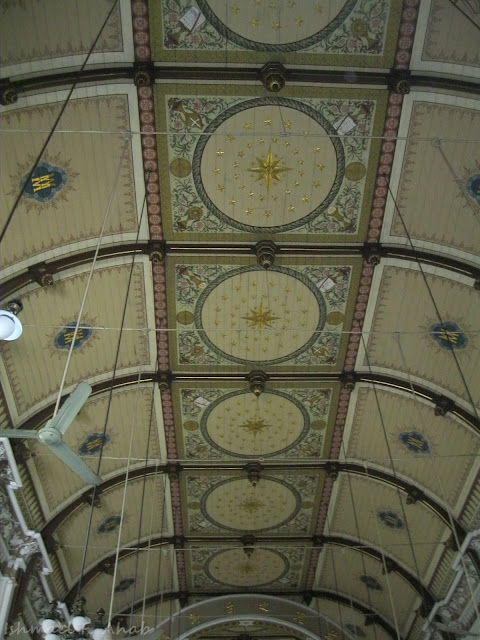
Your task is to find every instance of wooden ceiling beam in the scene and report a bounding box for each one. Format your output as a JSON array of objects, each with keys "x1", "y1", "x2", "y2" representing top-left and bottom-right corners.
[
  {"x1": 62, "y1": 532, "x2": 434, "y2": 611},
  {"x1": 2, "y1": 66, "x2": 480, "y2": 100}
]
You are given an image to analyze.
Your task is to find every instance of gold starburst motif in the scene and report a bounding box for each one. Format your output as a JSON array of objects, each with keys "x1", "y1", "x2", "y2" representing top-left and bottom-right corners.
[
  {"x1": 241, "y1": 303, "x2": 280, "y2": 329},
  {"x1": 237, "y1": 416, "x2": 271, "y2": 435},
  {"x1": 239, "y1": 497, "x2": 265, "y2": 513},
  {"x1": 238, "y1": 562, "x2": 255, "y2": 575},
  {"x1": 247, "y1": 149, "x2": 291, "y2": 190}
]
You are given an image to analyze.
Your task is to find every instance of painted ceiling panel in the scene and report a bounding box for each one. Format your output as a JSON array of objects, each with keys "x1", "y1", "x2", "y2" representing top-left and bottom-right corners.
[
  {"x1": 166, "y1": 255, "x2": 361, "y2": 372},
  {"x1": 328, "y1": 473, "x2": 449, "y2": 576},
  {"x1": 181, "y1": 469, "x2": 322, "y2": 537},
  {"x1": 185, "y1": 541, "x2": 308, "y2": 592},
  {"x1": 0, "y1": 261, "x2": 152, "y2": 420},
  {"x1": 0, "y1": 0, "x2": 123, "y2": 72},
  {"x1": 343, "y1": 385, "x2": 480, "y2": 516},
  {"x1": 314, "y1": 598, "x2": 392, "y2": 640},
  {"x1": 419, "y1": 0, "x2": 480, "y2": 71},
  {"x1": 359, "y1": 262, "x2": 480, "y2": 409},
  {"x1": 315, "y1": 546, "x2": 420, "y2": 635},
  {"x1": 155, "y1": 85, "x2": 386, "y2": 242},
  {"x1": 172, "y1": 380, "x2": 339, "y2": 461},
  {"x1": 150, "y1": 0, "x2": 402, "y2": 67},
  {"x1": 0, "y1": 94, "x2": 138, "y2": 273},
  {"x1": 383, "y1": 97, "x2": 480, "y2": 261},
  {"x1": 53, "y1": 474, "x2": 172, "y2": 586},
  {"x1": 1, "y1": 0, "x2": 480, "y2": 634},
  {"x1": 80, "y1": 544, "x2": 177, "y2": 620},
  {"x1": 27, "y1": 384, "x2": 163, "y2": 515}
]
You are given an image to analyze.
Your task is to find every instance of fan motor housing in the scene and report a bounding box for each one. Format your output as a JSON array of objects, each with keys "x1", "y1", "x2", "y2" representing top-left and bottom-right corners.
[{"x1": 38, "y1": 424, "x2": 62, "y2": 445}]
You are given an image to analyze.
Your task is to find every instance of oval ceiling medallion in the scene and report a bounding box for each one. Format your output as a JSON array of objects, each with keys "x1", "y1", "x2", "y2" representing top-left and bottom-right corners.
[
  {"x1": 20, "y1": 160, "x2": 67, "y2": 203},
  {"x1": 202, "y1": 477, "x2": 300, "y2": 532},
  {"x1": 360, "y1": 574, "x2": 383, "y2": 592},
  {"x1": 78, "y1": 433, "x2": 110, "y2": 456},
  {"x1": 429, "y1": 321, "x2": 468, "y2": 350},
  {"x1": 54, "y1": 322, "x2": 93, "y2": 351},
  {"x1": 206, "y1": 548, "x2": 288, "y2": 587},
  {"x1": 195, "y1": 0, "x2": 355, "y2": 51},
  {"x1": 377, "y1": 510, "x2": 404, "y2": 530},
  {"x1": 193, "y1": 97, "x2": 344, "y2": 233},
  {"x1": 202, "y1": 389, "x2": 308, "y2": 457},
  {"x1": 195, "y1": 265, "x2": 326, "y2": 365},
  {"x1": 398, "y1": 431, "x2": 430, "y2": 454},
  {"x1": 97, "y1": 515, "x2": 121, "y2": 535},
  {"x1": 114, "y1": 577, "x2": 135, "y2": 593}
]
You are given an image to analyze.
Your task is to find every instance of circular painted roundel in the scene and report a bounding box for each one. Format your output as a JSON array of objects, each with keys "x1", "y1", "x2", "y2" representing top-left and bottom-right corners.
[
  {"x1": 202, "y1": 389, "x2": 309, "y2": 457},
  {"x1": 196, "y1": 0, "x2": 356, "y2": 51},
  {"x1": 202, "y1": 477, "x2": 300, "y2": 532},
  {"x1": 206, "y1": 548, "x2": 288, "y2": 587},
  {"x1": 193, "y1": 97, "x2": 344, "y2": 233},
  {"x1": 195, "y1": 265, "x2": 326, "y2": 365}
]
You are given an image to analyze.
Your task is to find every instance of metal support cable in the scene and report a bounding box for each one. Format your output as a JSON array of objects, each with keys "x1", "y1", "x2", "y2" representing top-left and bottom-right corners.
[
  {"x1": 107, "y1": 360, "x2": 145, "y2": 629},
  {"x1": 52, "y1": 135, "x2": 130, "y2": 419},
  {"x1": 75, "y1": 169, "x2": 151, "y2": 597},
  {"x1": 128, "y1": 356, "x2": 158, "y2": 628}
]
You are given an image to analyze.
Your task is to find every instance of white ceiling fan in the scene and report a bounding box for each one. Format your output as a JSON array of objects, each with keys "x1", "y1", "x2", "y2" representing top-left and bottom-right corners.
[{"x1": 0, "y1": 382, "x2": 102, "y2": 486}]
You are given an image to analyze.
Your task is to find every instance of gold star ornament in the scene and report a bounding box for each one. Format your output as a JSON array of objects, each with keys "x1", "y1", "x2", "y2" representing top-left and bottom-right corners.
[
  {"x1": 247, "y1": 149, "x2": 291, "y2": 190},
  {"x1": 241, "y1": 303, "x2": 280, "y2": 329}
]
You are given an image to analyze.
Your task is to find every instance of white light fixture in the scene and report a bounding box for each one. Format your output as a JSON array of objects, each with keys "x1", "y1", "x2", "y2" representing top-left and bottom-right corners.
[
  {"x1": 0, "y1": 300, "x2": 23, "y2": 341},
  {"x1": 90, "y1": 608, "x2": 106, "y2": 640},
  {"x1": 41, "y1": 619, "x2": 58, "y2": 635},
  {"x1": 71, "y1": 595, "x2": 91, "y2": 633}
]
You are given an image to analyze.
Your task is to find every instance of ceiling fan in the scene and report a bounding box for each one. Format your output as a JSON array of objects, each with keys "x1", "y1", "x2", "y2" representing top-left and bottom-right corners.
[{"x1": 0, "y1": 382, "x2": 102, "y2": 486}]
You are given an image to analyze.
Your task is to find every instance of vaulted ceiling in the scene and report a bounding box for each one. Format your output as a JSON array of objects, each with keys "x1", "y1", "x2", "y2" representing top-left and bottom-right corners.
[{"x1": 1, "y1": 1, "x2": 480, "y2": 639}]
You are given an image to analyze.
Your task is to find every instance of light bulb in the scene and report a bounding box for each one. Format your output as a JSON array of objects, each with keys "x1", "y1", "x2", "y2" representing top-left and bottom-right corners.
[
  {"x1": 72, "y1": 615, "x2": 91, "y2": 632},
  {"x1": 0, "y1": 314, "x2": 15, "y2": 340},
  {"x1": 91, "y1": 628, "x2": 106, "y2": 640},
  {"x1": 0, "y1": 310, "x2": 22, "y2": 341},
  {"x1": 45, "y1": 633, "x2": 60, "y2": 640},
  {"x1": 103, "y1": 627, "x2": 114, "y2": 640},
  {"x1": 41, "y1": 619, "x2": 59, "y2": 635}
]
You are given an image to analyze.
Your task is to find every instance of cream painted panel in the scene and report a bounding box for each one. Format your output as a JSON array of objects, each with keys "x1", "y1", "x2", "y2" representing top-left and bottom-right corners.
[
  {"x1": 0, "y1": 95, "x2": 137, "y2": 269},
  {"x1": 0, "y1": 263, "x2": 149, "y2": 417},
  {"x1": 316, "y1": 546, "x2": 418, "y2": 635},
  {"x1": 345, "y1": 386, "x2": 479, "y2": 512},
  {"x1": 329, "y1": 474, "x2": 449, "y2": 575},
  {"x1": 81, "y1": 545, "x2": 176, "y2": 620},
  {"x1": 54, "y1": 475, "x2": 171, "y2": 584},
  {"x1": 362, "y1": 265, "x2": 480, "y2": 408}
]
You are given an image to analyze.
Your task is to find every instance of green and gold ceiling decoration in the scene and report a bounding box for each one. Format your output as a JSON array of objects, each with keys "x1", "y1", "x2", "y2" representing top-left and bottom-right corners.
[
  {"x1": 151, "y1": 0, "x2": 402, "y2": 67},
  {"x1": 173, "y1": 380, "x2": 339, "y2": 460},
  {"x1": 183, "y1": 470, "x2": 320, "y2": 536},
  {"x1": 167, "y1": 255, "x2": 361, "y2": 372},
  {"x1": 156, "y1": 85, "x2": 386, "y2": 241},
  {"x1": 186, "y1": 543, "x2": 307, "y2": 591}
]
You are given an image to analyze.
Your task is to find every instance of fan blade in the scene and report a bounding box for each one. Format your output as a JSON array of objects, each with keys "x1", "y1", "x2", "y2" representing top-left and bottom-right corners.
[
  {"x1": 46, "y1": 441, "x2": 102, "y2": 485},
  {"x1": 0, "y1": 429, "x2": 39, "y2": 439},
  {"x1": 52, "y1": 382, "x2": 92, "y2": 434}
]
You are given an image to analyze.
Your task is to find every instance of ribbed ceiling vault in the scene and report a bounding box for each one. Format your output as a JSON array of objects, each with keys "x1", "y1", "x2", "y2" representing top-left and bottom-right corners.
[{"x1": 1, "y1": 1, "x2": 480, "y2": 639}]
